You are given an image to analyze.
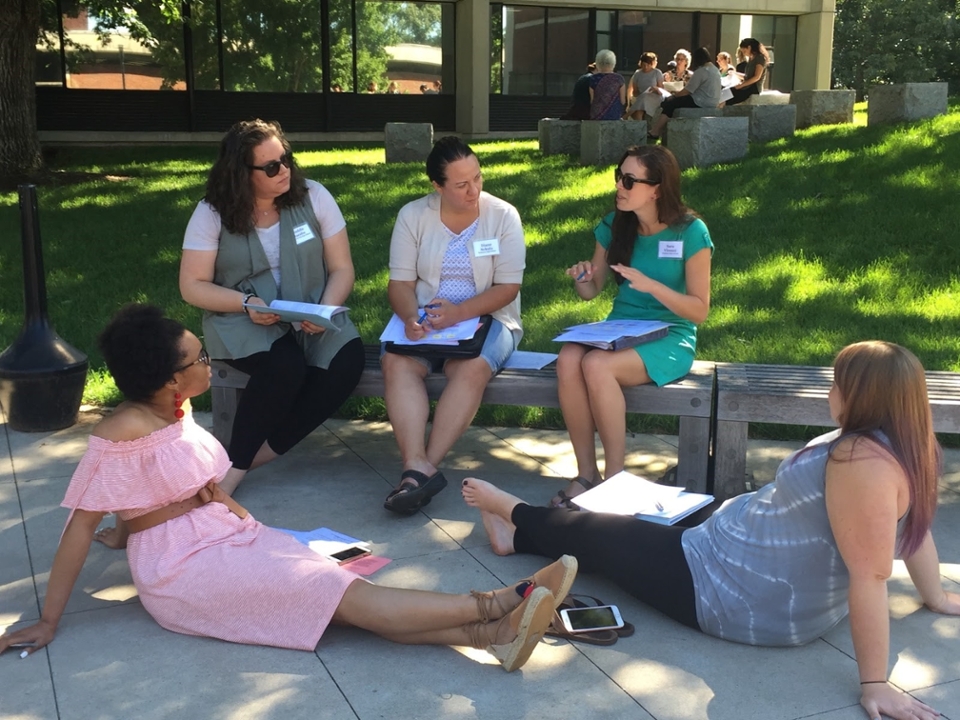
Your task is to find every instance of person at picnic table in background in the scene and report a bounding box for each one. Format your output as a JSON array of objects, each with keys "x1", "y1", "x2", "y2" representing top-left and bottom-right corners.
[
  {"x1": 463, "y1": 339, "x2": 960, "y2": 720},
  {"x1": 178, "y1": 119, "x2": 364, "y2": 498},
  {"x1": 647, "y1": 47, "x2": 722, "y2": 141},
  {"x1": 380, "y1": 137, "x2": 526, "y2": 515},
  {"x1": 551, "y1": 144, "x2": 712, "y2": 508},
  {"x1": 0, "y1": 304, "x2": 578, "y2": 673},
  {"x1": 588, "y1": 49, "x2": 626, "y2": 120},
  {"x1": 725, "y1": 38, "x2": 769, "y2": 106}
]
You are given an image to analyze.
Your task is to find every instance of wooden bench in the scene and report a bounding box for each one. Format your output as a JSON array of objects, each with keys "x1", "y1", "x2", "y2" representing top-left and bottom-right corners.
[
  {"x1": 713, "y1": 363, "x2": 960, "y2": 499},
  {"x1": 210, "y1": 345, "x2": 716, "y2": 493}
]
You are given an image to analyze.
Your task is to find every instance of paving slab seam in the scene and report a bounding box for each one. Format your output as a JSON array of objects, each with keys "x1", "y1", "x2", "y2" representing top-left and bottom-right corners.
[
  {"x1": 791, "y1": 703, "x2": 863, "y2": 720},
  {"x1": 11, "y1": 476, "x2": 44, "y2": 623},
  {"x1": 484, "y1": 427, "x2": 568, "y2": 477},
  {"x1": 321, "y1": 424, "x2": 395, "y2": 489},
  {"x1": 311, "y1": 653, "x2": 362, "y2": 720}
]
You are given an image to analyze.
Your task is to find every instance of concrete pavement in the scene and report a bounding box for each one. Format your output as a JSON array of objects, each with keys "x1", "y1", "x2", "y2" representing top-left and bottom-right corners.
[{"x1": 2, "y1": 408, "x2": 960, "y2": 720}]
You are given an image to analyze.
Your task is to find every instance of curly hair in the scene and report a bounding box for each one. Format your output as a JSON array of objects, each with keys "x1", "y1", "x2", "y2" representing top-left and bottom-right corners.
[
  {"x1": 98, "y1": 304, "x2": 187, "y2": 402},
  {"x1": 606, "y1": 146, "x2": 699, "y2": 281},
  {"x1": 203, "y1": 119, "x2": 308, "y2": 236}
]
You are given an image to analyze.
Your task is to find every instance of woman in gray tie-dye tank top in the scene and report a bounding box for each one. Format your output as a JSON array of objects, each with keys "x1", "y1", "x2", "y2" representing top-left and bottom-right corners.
[{"x1": 462, "y1": 341, "x2": 959, "y2": 720}]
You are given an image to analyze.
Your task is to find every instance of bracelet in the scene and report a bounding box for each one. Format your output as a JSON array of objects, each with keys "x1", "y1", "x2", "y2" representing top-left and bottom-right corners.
[
  {"x1": 241, "y1": 292, "x2": 256, "y2": 314},
  {"x1": 860, "y1": 680, "x2": 888, "y2": 685}
]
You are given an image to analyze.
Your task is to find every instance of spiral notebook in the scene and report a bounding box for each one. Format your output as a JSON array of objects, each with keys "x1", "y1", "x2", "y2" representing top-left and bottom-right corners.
[{"x1": 571, "y1": 471, "x2": 713, "y2": 525}]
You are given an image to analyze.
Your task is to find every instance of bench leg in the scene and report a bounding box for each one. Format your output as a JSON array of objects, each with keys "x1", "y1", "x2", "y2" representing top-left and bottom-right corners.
[
  {"x1": 713, "y1": 419, "x2": 748, "y2": 500},
  {"x1": 212, "y1": 386, "x2": 241, "y2": 450},
  {"x1": 677, "y1": 416, "x2": 710, "y2": 494}
]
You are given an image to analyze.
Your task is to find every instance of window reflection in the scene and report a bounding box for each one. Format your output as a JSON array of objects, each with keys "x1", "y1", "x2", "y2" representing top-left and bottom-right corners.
[
  {"x1": 546, "y1": 8, "x2": 588, "y2": 95},
  {"x1": 61, "y1": 5, "x2": 185, "y2": 90},
  {"x1": 501, "y1": 5, "x2": 544, "y2": 95}
]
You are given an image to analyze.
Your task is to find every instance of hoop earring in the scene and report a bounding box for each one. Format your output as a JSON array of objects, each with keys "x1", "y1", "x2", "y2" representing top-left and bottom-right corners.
[{"x1": 174, "y1": 392, "x2": 184, "y2": 420}]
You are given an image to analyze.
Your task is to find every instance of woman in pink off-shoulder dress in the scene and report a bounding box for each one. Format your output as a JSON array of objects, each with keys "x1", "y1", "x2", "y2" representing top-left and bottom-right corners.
[{"x1": 0, "y1": 305, "x2": 577, "y2": 673}]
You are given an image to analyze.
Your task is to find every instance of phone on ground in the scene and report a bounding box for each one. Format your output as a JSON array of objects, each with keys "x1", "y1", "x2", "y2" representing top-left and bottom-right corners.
[
  {"x1": 327, "y1": 544, "x2": 371, "y2": 565},
  {"x1": 558, "y1": 604, "x2": 624, "y2": 634}
]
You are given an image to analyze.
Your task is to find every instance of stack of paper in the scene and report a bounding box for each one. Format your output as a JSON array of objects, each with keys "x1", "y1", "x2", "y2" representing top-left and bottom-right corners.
[
  {"x1": 553, "y1": 319, "x2": 671, "y2": 351},
  {"x1": 379, "y1": 312, "x2": 481, "y2": 346},
  {"x1": 572, "y1": 470, "x2": 714, "y2": 525},
  {"x1": 244, "y1": 299, "x2": 349, "y2": 331}
]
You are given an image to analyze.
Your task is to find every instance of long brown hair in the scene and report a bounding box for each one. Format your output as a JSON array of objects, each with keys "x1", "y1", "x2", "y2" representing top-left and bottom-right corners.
[
  {"x1": 204, "y1": 119, "x2": 308, "y2": 235},
  {"x1": 831, "y1": 341, "x2": 941, "y2": 556},
  {"x1": 606, "y1": 145, "x2": 699, "y2": 280}
]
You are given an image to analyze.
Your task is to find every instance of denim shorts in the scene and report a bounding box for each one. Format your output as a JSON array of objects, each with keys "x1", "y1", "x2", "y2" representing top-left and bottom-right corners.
[{"x1": 380, "y1": 317, "x2": 517, "y2": 374}]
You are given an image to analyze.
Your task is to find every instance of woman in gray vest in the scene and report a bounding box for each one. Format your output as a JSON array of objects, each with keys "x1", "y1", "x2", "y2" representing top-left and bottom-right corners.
[
  {"x1": 180, "y1": 119, "x2": 364, "y2": 495},
  {"x1": 462, "y1": 341, "x2": 959, "y2": 720}
]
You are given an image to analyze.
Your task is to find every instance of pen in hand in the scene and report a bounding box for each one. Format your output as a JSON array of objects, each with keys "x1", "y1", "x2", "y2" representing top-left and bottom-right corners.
[
  {"x1": 575, "y1": 270, "x2": 588, "y2": 282},
  {"x1": 417, "y1": 303, "x2": 440, "y2": 325}
]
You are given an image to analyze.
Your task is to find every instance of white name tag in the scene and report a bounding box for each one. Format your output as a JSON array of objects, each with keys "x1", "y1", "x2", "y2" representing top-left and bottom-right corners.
[
  {"x1": 658, "y1": 240, "x2": 683, "y2": 259},
  {"x1": 473, "y1": 238, "x2": 500, "y2": 257},
  {"x1": 293, "y1": 223, "x2": 316, "y2": 244}
]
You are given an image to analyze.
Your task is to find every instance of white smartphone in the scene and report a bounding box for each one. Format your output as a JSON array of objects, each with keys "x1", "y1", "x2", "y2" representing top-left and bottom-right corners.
[
  {"x1": 558, "y1": 604, "x2": 624, "y2": 634},
  {"x1": 326, "y1": 544, "x2": 371, "y2": 565}
]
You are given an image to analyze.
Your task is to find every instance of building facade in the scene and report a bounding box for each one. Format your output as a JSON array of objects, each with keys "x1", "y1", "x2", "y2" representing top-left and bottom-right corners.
[{"x1": 35, "y1": 0, "x2": 834, "y2": 136}]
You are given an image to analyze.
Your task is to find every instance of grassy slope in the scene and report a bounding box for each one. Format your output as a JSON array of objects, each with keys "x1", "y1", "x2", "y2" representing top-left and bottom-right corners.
[{"x1": 1, "y1": 101, "x2": 958, "y2": 439}]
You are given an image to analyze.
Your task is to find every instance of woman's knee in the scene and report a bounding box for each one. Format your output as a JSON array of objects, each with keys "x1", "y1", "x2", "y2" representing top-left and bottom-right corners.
[{"x1": 557, "y1": 344, "x2": 588, "y2": 380}]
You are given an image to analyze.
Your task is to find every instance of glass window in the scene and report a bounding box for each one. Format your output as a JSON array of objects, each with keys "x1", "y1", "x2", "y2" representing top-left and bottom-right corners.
[
  {"x1": 188, "y1": 0, "x2": 221, "y2": 90},
  {"x1": 632, "y1": 11, "x2": 692, "y2": 71},
  {"x1": 221, "y1": 0, "x2": 323, "y2": 92},
  {"x1": 490, "y1": 2, "x2": 503, "y2": 93},
  {"x1": 37, "y1": 3, "x2": 63, "y2": 86},
  {"x1": 356, "y1": 0, "x2": 446, "y2": 95},
  {"x1": 719, "y1": 14, "x2": 797, "y2": 92},
  {"x1": 63, "y1": 4, "x2": 186, "y2": 90},
  {"x1": 595, "y1": 10, "x2": 613, "y2": 59},
  {"x1": 501, "y1": 5, "x2": 544, "y2": 95},
  {"x1": 329, "y1": 0, "x2": 355, "y2": 92},
  {"x1": 545, "y1": 8, "x2": 588, "y2": 95}
]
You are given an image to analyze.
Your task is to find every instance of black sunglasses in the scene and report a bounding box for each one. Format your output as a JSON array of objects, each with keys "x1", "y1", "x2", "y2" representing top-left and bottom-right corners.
[
  {"x1": 175, "y1": 348, "x2": 210, "y2": 374},
  {"x1": 615, "y1": 167, "x2": 659, "y2": 190},
  {"x1": 248, "y1": 152, "x2": 293, "y2": 178}
]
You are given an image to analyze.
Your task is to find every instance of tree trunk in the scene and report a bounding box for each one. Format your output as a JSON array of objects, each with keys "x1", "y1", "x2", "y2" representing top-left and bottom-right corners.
[{"x1": 0, "y1": 0, "x2": 44, "y2": 183}]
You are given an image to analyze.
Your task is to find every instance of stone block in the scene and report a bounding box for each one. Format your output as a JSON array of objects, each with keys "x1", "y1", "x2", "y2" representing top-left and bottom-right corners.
[
  {"x1": 722, "y1": 104, "x2": 796, "y2": 143},
  {"x1": 673, "y1": 107, "x2": 723, "y2": 119},
  {"x1": 384, "y1": 122, "x2": 433, "y2": 163},
  {"x1": 743, "y1": 91, "x2": 790, "y2": 106},
  {"x1": 867, "y1": 83, "x2": 949, "y2": 125},
  {"x1": 538, "y1": 119, "x2": 581, "y2": 156},
  {"x1": 790, "y1": 89, "x2": 855, "y2": 128},
  {"x1": 579, "y1": 120, "x2": 647, "y2": 166},
  {"x1": 665, "y1": 116, "x2": 749, "y2": 170}
]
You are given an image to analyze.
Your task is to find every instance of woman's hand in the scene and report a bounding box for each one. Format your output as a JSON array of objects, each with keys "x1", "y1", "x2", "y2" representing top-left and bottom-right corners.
[
  {"x1": 860, "y1": 682, "x2": 940, "y2": 720},
  {"x1": 300, "y1": 320, "x2": 326, "y2": 336},
  {"x1": 403, "y1": 315, "x2": 428, "y2": 341},
  {"x1": 422, "y1": 298, "x2": 463, "y2": 331},
  {"x1": 567, "y1": 261, "x2": 596, "y2": 284},
  {"x1": 245, "y1": 296, "x2": 280, "y2": 326},
  {"x1": 0, "y1": 619, "x2": 56, "y2": 657},
  {"x1": 610, "y1": 263, "x2": 655, "y2": 293}
]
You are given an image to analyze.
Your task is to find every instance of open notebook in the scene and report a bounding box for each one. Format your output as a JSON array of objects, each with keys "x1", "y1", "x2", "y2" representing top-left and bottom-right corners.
[{"x1": 572, "y1": 470, "x2": 714, "y2": 525}]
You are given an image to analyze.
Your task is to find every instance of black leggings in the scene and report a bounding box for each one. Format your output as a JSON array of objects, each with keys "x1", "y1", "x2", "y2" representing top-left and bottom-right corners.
[
  {"x1": 660, "y1": 93, "x2": 699, "y2": 117},
  {"x1": 511, "y1": 502, "x2": 721, "y2": 630},
  {"x1": 224, "y1": 333, "x2": 364, "y2": 469}
]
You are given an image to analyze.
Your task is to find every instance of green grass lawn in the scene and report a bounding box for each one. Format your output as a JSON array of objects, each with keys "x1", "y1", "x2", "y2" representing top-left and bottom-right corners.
[{"x1": 2, "y1": 100, "x2": 959, "y2": 439}]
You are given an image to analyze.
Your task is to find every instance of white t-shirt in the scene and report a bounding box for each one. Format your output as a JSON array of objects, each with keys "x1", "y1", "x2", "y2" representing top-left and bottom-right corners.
[{"x1": 182, "y1": 179, "x2": 346, "y2": 287}]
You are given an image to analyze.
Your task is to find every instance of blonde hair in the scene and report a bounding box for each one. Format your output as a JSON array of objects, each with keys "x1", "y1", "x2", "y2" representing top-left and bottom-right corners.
[{"x1": 831, "y1": 341, "x2": 941, "y2": 556}]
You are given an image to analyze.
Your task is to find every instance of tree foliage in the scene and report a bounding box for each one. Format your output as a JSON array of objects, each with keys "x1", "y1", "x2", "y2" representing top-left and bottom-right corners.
[{"x1": 833, "y1": 0, "x2": 960, "y2": 98}]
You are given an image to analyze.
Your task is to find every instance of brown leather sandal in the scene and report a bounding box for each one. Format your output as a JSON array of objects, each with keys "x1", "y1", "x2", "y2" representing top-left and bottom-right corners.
[{"x1": 549, "y1": 477, "x2": 599, "y2": 509}]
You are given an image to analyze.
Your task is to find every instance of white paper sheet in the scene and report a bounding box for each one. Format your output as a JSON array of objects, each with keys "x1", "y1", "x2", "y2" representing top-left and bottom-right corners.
[
  {"x1": 379, "y1": 312, "x2": 482, "y2": 345},
  {"x1": 502, "y1": 351, "x2": 558, "y2": 370}
]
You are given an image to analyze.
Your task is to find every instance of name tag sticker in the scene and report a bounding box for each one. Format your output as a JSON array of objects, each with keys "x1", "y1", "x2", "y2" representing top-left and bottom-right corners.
[
  {"x1": 658, "y1": 241, "x2": 683, "y2": 259},
  {"x1": 294, "y1": 223, "x2": 316, "y2": 244},
  {"x1": 473, "y1": 238, "x2": 501, "y2": 257}
]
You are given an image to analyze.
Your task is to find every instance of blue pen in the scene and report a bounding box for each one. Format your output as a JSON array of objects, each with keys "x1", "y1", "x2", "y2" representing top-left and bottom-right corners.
[
  {"x1": 417, "y1": 304, "x2": 440, "y2": 325},
  {"x1": 575, "y1": 269, "x2": 588, "y2": 283}
]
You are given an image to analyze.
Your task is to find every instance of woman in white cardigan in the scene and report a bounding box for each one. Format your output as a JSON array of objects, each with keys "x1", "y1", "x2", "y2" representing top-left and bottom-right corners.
[{"x1": 381, "y1": 137, "x2": 527, "y2": 514}]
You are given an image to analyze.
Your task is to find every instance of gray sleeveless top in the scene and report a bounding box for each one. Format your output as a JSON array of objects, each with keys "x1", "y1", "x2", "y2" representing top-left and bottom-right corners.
[
  {"x1": 682, "y1": 429, "x2": 901, "y2": 646},
  {"x1": 201, "y1": 196, "x2": 359, "y2": 369}
]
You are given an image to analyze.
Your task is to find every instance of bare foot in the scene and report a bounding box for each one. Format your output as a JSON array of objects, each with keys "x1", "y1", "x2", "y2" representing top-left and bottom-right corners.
[
  {"x1": 461, "y1": 477, "x2": 524, "y2": 519},
  {"x1": 93, "y1": 526, "x2": 128, "y2": 550},
  {"x1": 481, "y1": 510, "x2": 516, "y2": 556}
]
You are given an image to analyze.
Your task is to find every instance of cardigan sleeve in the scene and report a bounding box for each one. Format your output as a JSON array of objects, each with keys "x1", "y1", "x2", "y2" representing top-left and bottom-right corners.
[
  {"x1": 491, "y1": 201, "x2": 526, "y2": 285},
  {"x1": 388, "y1": 201, "x2": 423, "y2": 283}
]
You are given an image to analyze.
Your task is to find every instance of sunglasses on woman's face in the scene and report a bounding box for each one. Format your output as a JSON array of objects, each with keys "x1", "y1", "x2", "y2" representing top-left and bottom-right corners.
[
  {"x1": 248, "y1": 152, "x2": 293, "y2": 178},
  {"x1": 615, "y1": 167, "x2": 659, "y2": 191}
]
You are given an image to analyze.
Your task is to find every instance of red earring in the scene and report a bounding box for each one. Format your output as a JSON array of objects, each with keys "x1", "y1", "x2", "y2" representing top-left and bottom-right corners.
[{"x1": 174, "y1": 391, "x2": 184, "y2": 419}]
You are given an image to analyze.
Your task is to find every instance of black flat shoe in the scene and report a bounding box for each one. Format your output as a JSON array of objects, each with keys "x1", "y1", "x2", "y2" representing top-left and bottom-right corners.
[{"x1": 383, "y1": 469, "x2": 448, "y2": 515}]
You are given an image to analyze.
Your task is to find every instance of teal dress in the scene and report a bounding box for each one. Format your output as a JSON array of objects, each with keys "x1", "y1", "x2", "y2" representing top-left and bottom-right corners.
[{"x1": 595, "y1": 212, "x2": 714, "y2": 386}]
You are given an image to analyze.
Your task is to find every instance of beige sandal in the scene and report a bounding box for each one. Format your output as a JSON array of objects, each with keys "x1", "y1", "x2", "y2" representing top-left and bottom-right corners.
[{"x1": 466, "y1": 586, "x2": 555, "y2": 672}]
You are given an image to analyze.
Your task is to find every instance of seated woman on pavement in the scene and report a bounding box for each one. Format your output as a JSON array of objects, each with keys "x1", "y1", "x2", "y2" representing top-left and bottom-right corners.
[
  {"x1": 648, "y1": 47, "x2": 722, "y2": 140},
  {"x1": 550, "y1": 144, "x2": 712, "y2": 508},
  {"x1": 179, "y1": 118, "x2": 363, "y2": 497},
  {"x1": 0, "y1": 304, "x2": 576, "y2": 674},
  {"x1": 381, "y1": 137, "x2": 526, "y2": 515},
  {"x1": 463, "y1": 339, "x2": 960, "y2": 720}
]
